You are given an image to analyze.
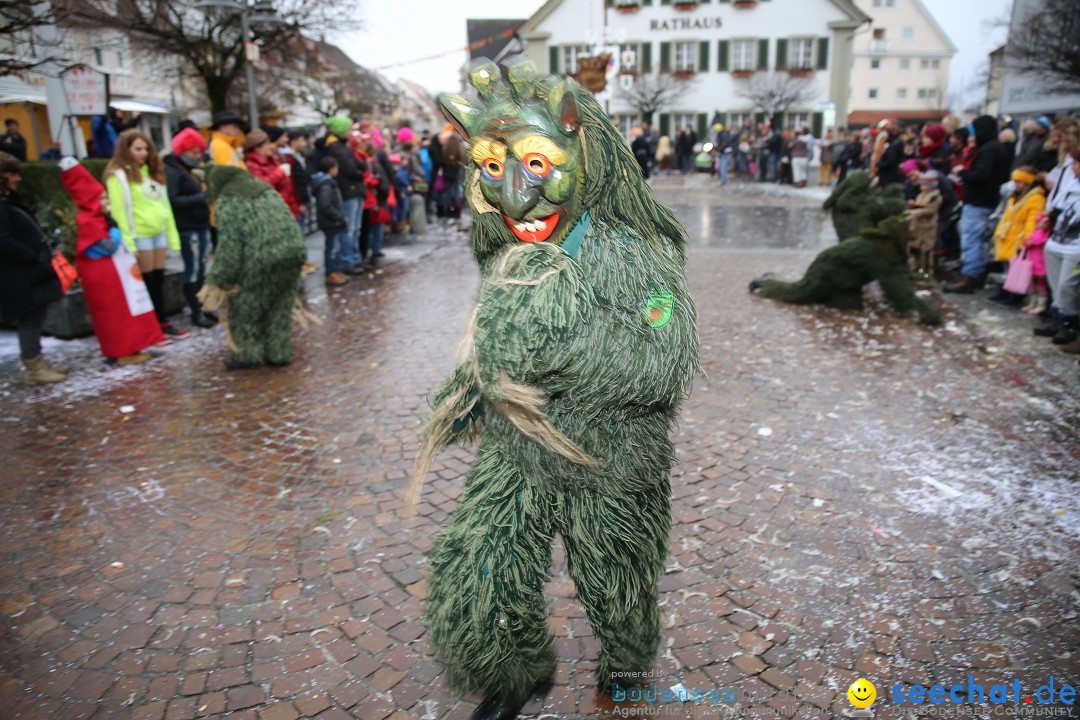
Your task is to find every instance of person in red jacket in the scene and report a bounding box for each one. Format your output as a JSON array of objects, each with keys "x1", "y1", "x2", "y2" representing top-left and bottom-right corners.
[
  {"x1": 243, "y1": 129, "x2": 301, "y2": 218},
  {"x1": 59, "y1": 158, "x2": 164, "y2": 364}
]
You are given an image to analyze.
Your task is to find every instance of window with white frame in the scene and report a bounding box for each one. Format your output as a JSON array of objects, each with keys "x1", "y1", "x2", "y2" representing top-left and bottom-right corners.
[
  {"x1": 917, "y1": 88, "x2": 938, "y2": 100},
  {"x1": 93, "y1": 48, "x2": 103, "y2": 66},
  {"x1": 116, "y1": 50, "x2": 124, "y2": 68},
  {"x1": 733, "y1": 39, "x2": 756, "y2": 71},
  {"x1": 930, "y1": 59, "x2": 940, "y2": 69},
  {"x1": 562, "y1": 45, "x2": 591, "y2": 74},
  {"x1": 729, "y1": 112, "x2": 752, "y2": 131},
  {"x1": 902, "y1": 27, "x2": 914, "y2": 42},
  {"x1": 619, "y1": 43, "x2": 640, "y2": 73},
  {"x1": 869, "y1": 88, "x2": 879, "y2": 99},
  {"x1": 785, "y1": 112, "x2": 810, "y2": 130},
  {"x1": 897, "y1": 87, "x2": 907, "y2": 99},
  {"x1": 790, "y1": 38, "x2": 814, "y2": 69},
  {"x1": 899, "y1": 58, "x2": 910, "y2": 70},
  {"x1": 870, "y1": 58, "x2": 881, "y2": 70},
  {"x1": 920, "y1": 58, "x2": 929, "y2": 69},
  {"x1": 674, "y1": 42, "x2": 696, "y2": 73},
  {"x1": 616, "y1": 114, "x2": 640, "y2": 139},
  {"x1": 873, "y1": 28, "x2": 885, "y2": 40},
  {"x1": 673, "y1": 113, "x2": 696, "y2": 133}
]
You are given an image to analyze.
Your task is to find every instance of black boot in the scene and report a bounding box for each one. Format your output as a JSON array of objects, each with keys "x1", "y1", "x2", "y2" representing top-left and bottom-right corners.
[
  {"x1": 470, "y1": 679, "x2": 553, "y2": 720},
  {"x1": 1051, "y1": 316, "x2": 1078, "y2": 345},
  {"x1": 184, "y1": 282, "x2": 215, "y2": 328},
  {"x1": 749, "y1": 272, "x2": 775, "y2": 293},
  {"x1": 1034, "y1": 312, "x2": 1062, "y2": 337},
  {"x1": 145, "y1": 269, "x2": 167, "y2": 323}
]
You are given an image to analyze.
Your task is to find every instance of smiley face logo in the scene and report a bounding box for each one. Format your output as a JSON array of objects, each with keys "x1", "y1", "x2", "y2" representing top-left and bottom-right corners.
[{"x1": 848, "y1": 678, "x2": 877, "y2": 708}]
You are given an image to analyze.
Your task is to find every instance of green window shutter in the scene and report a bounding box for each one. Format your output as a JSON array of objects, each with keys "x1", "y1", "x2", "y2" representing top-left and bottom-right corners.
[
  {"x1": 757, "y1": 39, "x2": 769, "y2": 70},
  {"x1": 660, "y1": 42, "x2": 672, "y2": 72},
  {"x1": 659, "y1": 113, "x2": 671, "y2": 138},
  {"x1": 816, "y1": 37, "x2": 829, "y2": 70},
  {"x1": 774, "y1": 112, "x2": 784, "y2": 129},
  {"x1": 699, "y1": 41, "x2": 710, "y2": 72},
  {"x1": 718, "y1": 40, "x2": 730, "y2": 71},
  {"x1": 697, "y1": 113, "x2": 708, "y2": 140},
  {"x1": 661, "y1": 0, "x2": 671, "y2": 4},
  {"x1": 754, "y1": 112, "x2": 765, "y2": 127},
  {"x1": 550, "y1": 45, "x2": 559, "y2": 75},
  {"x1": 812, "y1": 112, "x2": 824, "y2": 138},
  {"x1": 776, "y1": 38, "x2": 788, "y2": 70},
  {"x1": 643, "y1": 0, "x2": 653, "y2": 4},
  {"x1": 641, "y1": 42, "x2": 652, "y2": 72}
]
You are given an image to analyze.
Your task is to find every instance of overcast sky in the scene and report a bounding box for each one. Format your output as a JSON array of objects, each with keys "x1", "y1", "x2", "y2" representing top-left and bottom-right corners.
[{"x1": 340, "y1": 0, "x2": 1012, "y2": 106}]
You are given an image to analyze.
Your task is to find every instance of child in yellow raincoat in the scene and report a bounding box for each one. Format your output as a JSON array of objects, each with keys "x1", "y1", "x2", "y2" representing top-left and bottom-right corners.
[{"x1": 989, "y1": 167, "x2": 1045, "y2": 306}]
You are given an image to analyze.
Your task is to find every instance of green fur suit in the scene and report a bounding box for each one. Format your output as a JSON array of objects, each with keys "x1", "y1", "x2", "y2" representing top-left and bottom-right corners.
[
  {"x1": 751, "y1": 214, "x2": 942, "y2": 325},
  {"x1": 410, "y1": 61, "x2": 699, "y2": 708},
  {"x1": 205, "y1": 166, "x2": 307, "y2": 364},
  {"x1": 823, "y1": 171, "x2": 906, "y2": 242}
]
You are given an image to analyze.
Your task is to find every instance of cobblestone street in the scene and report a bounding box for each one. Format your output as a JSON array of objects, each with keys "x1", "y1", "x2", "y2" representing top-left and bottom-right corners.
[{"x1": 1, "y1": 175, "x2": 1077, "y2": 720}]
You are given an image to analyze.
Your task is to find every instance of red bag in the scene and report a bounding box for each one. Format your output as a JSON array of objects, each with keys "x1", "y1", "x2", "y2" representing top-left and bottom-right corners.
[
  {"x1": 372, "y1": 206, "x2": 392, "y2": 225},
  {"x1": 51, "y1": 251, "x2": 78, "y2": 293}
]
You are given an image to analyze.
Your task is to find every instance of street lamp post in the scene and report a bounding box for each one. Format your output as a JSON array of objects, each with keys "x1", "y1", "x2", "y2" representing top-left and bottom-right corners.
[{"x1": 196, "y1": 0, "x2": 284, "y2": 127}]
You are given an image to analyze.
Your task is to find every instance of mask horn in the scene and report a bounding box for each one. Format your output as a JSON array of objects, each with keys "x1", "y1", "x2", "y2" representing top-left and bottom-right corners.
[
  {"x1": 548, "y1": 81, "x2": 580, "y2": 136},
  {"x1": 439, "y1": 93, "x2": 485, "y2": 141}
]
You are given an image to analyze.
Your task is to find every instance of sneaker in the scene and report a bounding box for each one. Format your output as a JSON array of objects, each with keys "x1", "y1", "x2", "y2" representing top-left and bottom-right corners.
[
  {"x1": 325, "y1": 272, "x2": 349, "y2": 286},
  {"x1": 161, "y1": 323, "x2": 189, "y2": 339},
  {"x1": 344, "y1": 263, "x2": 370, "y2": 275}
]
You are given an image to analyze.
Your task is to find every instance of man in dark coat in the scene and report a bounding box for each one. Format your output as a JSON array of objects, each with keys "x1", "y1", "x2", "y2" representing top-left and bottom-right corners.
[
  {"x1": 944, "y1": 115, "x2": 1013, "y2": 293},
  {"x1": 0, "y1": 152, "x2": 66, "y2": 384},
  {"x1": 875, "y1": 124, "x2": 907, "y2": 188},
  {"x1": 0, "y1": 119, "x2": 28, "y2": 162}
]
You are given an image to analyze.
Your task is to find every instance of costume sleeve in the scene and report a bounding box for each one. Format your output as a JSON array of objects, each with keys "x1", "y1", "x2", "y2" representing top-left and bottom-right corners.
[
  {"x1": 205, "y1": 200, "x2": 244, "y2": 287},
  {"x1": 105, "y1": 174, "x2": 135, "y2": 251}
]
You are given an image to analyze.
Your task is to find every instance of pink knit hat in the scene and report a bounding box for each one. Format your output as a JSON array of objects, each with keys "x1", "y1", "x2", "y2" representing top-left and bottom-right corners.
[
  {"x1": 171, "y1": 127, "x2": 207, "y2": 156},
  {"x1": 369, "y1": 127, "x2": 384, "y2": 149},
  {"x1": 900, "y1": 158, "x2": 920, "y2": 176},
  {"x1": 396, "y1": 127, "x2": 415, "y2": 143}
]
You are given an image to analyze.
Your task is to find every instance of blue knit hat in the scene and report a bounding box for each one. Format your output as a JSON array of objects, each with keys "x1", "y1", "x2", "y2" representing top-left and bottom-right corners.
[{"x1": 1036, "y1": 115, "x2": 1052, "y2": 130}]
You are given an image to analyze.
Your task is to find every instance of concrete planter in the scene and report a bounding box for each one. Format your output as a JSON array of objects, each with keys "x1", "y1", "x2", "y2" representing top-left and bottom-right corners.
[{"x1": 43, "y1": 270, "x2": 186, "y2": 339}]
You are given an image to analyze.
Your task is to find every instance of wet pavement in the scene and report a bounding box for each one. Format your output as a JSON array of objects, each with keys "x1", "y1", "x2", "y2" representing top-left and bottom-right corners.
[{"x1": 1, "y1": 175, "x2": 1078, "y2": 720}]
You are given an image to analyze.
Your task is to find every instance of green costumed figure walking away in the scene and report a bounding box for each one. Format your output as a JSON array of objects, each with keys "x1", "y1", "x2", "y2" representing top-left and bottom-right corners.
[
  {"x1": 406, "y1": 60, "x2": 699, "y2": 720},
  {"x1": 199, "y1": 165, "x2": 309, "y2": 368}
]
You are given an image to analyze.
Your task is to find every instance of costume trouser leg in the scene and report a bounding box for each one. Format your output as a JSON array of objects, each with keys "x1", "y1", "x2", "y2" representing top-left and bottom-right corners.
[
  {"x1": 263, "y1": 288, "x2": 297, "y2": 364},
  {"x1": 561, "y1": 479, "x2": 670, "y2": 691},
  {"x1": 426, "y1": 445, "x2": 557, "y2": 706},
  {"x1": 227, "y1": 294, "x2": 268, "y2": 365}
]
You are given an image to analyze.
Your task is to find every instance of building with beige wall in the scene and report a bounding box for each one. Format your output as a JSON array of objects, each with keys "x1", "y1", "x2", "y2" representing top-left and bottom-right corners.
[{"x1": 848, "y1": 0, "x2": 955, "y2": 128}]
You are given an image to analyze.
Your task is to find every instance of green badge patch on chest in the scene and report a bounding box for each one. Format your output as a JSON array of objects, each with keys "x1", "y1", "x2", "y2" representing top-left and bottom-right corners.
[{"x1": 644, "y1": 290, "x2": 675, "y2": 328}]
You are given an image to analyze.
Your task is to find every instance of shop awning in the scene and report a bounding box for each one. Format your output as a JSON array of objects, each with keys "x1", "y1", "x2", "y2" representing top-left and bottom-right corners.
[
  {"x1": 110, "y1": 99, "x2": 170, "y2": 114},
  {"x1": 0, "y1": 93, "x2": 47, "y2": 105}
]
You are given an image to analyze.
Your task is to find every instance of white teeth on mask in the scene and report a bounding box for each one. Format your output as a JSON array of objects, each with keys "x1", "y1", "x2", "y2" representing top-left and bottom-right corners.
[
  {"x1": 535, "y1": 220, "x2": 547, "y2": 231},
  {"x1": 514, "y1": 223, "x2": 527, "y2": 232},
  {"x1": 525, "y1": 222, "x2": 536, "y2": 232}
]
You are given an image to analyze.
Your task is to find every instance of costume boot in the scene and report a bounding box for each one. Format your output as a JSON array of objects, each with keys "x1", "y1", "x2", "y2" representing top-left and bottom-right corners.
[
  {"x1": 23, "y1": 356, "x2": 67, "y2": 386},
  {"x1": 470, "y1": 680, "x2": 553, "y2": 720},
  {"x1": 196, "y1": 282, "x2": 219, "y2": 322},
  {"x1": 184, "y1": 282, "x2": 216, "y2": 328}
]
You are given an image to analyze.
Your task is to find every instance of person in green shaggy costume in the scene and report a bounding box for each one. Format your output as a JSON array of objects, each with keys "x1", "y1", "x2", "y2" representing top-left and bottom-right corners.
[
  {"x1": 406, "y1": 60, "x2": 700, "y2": 720},
  {"x1": 823, "y1": 170, "x2": 907, "y2": 242},
  {"x1": 749, "y1": 206, "x2": 943, "y2": 325},
  {"x1": 198, "y1": 166, "x2": 308, "y2": 368}
]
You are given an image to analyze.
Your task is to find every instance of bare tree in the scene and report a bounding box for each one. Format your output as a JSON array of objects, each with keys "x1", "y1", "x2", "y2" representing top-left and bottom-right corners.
[
  {"x1": 733, "y1": 72, "x2": 816, "y2": 123},
  {"x1": 615, "y1": 72, "x2": 696, "y2": 125},
  {"x1": 1005, "y1": 0, "x2": 1080, "y2": 94},
  {"x1": 0, "y1": 1, "x2": 70, "y2": 75},
  {"x1": 72, "y1": 0, "x2": 359, "y2": 115}
]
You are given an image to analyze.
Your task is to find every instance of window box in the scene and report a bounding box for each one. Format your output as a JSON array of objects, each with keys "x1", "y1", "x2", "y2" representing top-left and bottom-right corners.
[
  {"x1": 731, "y1": 70, "x2": 755, "y2": 78},
  {"x1": 674, "y1": 0, "x2": 698, "y2": 9},
  {"x1": 672, "y1": 70, "x2": 695, "y2": 79},
  {"x1": 787, "y1": 67, "x2": 813, "y2": 77},
  {"x1": 734, "y1": 0, "x2": 757, "y2": 7},
  {"x1": 616, "y1": 0, "x2": 640, "y2": 12}
]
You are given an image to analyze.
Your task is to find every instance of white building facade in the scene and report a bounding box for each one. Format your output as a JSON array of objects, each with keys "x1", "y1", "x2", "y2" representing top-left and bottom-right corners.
[
  {"x1": 847, "y1": 0, "x2": 955, "y2": 128},
  {"x1": 518, "y1": 0, "x2": 870, "y2": 139}
]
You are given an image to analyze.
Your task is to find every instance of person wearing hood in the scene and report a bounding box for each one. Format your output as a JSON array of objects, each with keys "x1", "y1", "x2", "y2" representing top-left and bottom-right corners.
[
  {"x1": 164, "y1": 128, "x2": 216, "y2": 328},
  {"x1": 318, "y1": 115, "x2": 368, "y2": 273},
  {"x1": 1013, "y1": 116, "x2": 1058, "y2": 172},
  {"x1": 987, "y1": 167, "x2": 1046, "y2": 307},
  {"x1": 198, "y1": 165, "x2": 308, "y2": 369},
  {"x1": 61, "y1": 158, "x2": 165, "y2": 362},
  {"x1": 209, "y1": 111, "x2": 246, "y2": 169},
  {"x1": 919, "y1": 124, "x2": 951, "y2": 171},
  {"x1": 944, "y1": 115, "x2": 1012, "y2": 293}
]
